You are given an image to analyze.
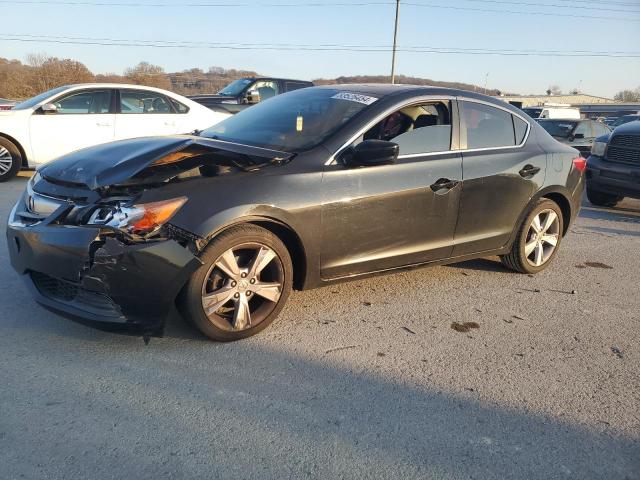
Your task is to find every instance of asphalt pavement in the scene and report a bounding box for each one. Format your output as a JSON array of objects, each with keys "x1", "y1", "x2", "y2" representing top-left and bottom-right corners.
[{"x1": 1, "y1": 173, "x2": 639, "y2": 479}]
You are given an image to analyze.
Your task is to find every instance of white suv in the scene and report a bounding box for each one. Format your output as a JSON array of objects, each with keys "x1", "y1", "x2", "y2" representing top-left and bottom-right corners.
[{"x1": 0, "y1": 84, "x2": 230, "y2": 181}]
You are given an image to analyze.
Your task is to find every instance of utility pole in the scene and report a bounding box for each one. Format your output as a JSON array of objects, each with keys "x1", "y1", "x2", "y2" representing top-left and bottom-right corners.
[
  {"x1": 484, "y1": 72, "x2": 489, "y2": 94},
  {"x1": 390, "y1": 0, "x2": 400, "y2": 84}
]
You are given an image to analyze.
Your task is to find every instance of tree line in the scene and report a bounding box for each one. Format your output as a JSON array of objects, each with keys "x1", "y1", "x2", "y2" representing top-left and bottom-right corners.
[{"x1": 1, "y1": 54, "x2": 637, "y2": 102}]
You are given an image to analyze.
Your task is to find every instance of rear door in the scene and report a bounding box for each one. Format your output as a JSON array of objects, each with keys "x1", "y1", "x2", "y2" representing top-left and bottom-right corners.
[
  {"x1": 321, "y1": 99, "x2": 462, "y2": 279},
  {"x1": 114, "y1": 89, "x2": 179, "y2": 140},
  {"x1": 29, "y1": 88, "x2": 115, "y2": 164},
  {"x1": 453, "y1": 99, "x2": 545, "y2": 256}
]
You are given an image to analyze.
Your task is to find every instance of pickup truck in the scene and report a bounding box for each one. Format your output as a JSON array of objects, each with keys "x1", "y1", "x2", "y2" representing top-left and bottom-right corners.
[{"x1": 188, "y1": 77, "x2": 313, "y2": 114}]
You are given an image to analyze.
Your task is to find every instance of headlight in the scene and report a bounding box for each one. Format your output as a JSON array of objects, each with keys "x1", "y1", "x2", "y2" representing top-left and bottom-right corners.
[
  {"x1": 88, "y1": 197, "x2": 187, "y2": 236},
  {"x1": 591, "y1": 141, "x2": 607, "y2": 157}
]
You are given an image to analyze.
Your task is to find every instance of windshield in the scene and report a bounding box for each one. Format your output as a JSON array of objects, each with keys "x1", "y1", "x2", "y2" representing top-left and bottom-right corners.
[
  {"x1": 538, "y1": 120, "x2": 578, "y2": 137},
  {"x1": 12, "y1": 86, "x2": 69, "y2": 110},
  {"x1": 201, "y1": 88, "x2": 375, "y2": 152},
  {"x1": 522, "y1": 108, "x2": 542, "y2": 118},
  {"x1": 612, "y1": 115, "x2": 640, "y2": 127},
  {"x1": 218, "y1": 79, "x2": 253, "y2": 96}
]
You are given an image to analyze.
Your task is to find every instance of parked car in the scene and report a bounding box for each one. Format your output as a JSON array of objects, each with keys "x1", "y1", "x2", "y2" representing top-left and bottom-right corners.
[
  {"x1": 522, "y1": 106, "x2": 581, "y2": 119},
  {"x1": 604, "y1": 117, "x2": 619, "y2": 127},
  {"x1": 0, "y1": 98, "x2": 16, "y2": 111},
  {"x1": 0, "y1": 84, "x2": 229, "y2": 181},
  {"x1": 7, "y1": 85, "x2": 585, "y2": 341},
  {"x1": 610, "y1": 114, "x2": 640, "y2": 129},
  {"x1": 586, "y1": 120, "x2": 640, "y2": 207},
  {"x1": 537, "y1": 118, "x2": 611, "y2": 156},
  {"x1": 189, "y1": 77, "x2": 313, "y2": 114}
]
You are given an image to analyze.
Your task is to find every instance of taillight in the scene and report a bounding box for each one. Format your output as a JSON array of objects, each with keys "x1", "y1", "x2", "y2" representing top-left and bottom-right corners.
[{"x1": 572, "y1": 157, "x2": 587, "y2": 172}]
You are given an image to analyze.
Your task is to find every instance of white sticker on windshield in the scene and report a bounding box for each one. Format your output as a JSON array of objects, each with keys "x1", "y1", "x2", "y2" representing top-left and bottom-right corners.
[{"x1": 331, "y1": 92, "x2": 378, "y2": 105}]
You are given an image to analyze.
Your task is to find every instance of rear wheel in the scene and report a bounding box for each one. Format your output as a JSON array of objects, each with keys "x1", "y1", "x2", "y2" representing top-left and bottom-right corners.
[
  {"x1": 0, "y1": 138, "x2": 21, "y2": 182},
  {"x1": 586, "y1": 188, "x2": 622, "y2": 208},
  {"x1": 180, "y1": 224, "x2": 293, "y2": 341},
  {"x1": 501, "y1": 198, "x2": 563, "y2": 274}
]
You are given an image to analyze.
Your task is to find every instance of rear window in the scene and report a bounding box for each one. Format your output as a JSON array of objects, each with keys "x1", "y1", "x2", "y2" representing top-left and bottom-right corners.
[
  {"x1": 538, "y1": 120, "x2": 577, "y2": 138},
  {"x1": 460, "y1": 101, "x2": 517, "y2": 149}
]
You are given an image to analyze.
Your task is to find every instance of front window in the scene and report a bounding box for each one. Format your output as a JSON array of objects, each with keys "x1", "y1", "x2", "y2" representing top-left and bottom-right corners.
[
  {"x1": 54, "y1": 90, "x2": 112, "y2": 114},
  {"x1": 219, "y1": 79, "x2": 253, "y2": 96},
  {"x1": 12, "y1": 86, "x2": 69, "y2": 110},
  {"x1": 538, "y1": 120, "x2": 578, "y2": 138},
  {"x1": 251, "y1": 80, "x2": 280, "y2": 100},
  {"x1": 201, "y1": 88, "x2": 374, "y2": 152},
  {"x1": 362, "y1": 101, "x2": 452, "y2": 155}
]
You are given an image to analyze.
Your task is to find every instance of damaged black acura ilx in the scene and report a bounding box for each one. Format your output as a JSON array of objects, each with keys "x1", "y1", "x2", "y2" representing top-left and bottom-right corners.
[{"x1": 7, "y1": 85, "x2": 586, "y2": 341}]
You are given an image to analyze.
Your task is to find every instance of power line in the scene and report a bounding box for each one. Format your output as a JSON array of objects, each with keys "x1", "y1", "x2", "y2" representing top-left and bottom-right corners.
[
  {"x1": 402, "y1": 2, "x2": 640, "y2": 22},
  {"x1": 3, "y1": 0, "x2": 639, "y2": 22},
  {"x1": 458, "y1": 0, "x2": 640, "y2": 14},
  {"x1": 3, "y1": 34, "x2": 640, "y2": 57},
  {"x1": 6, "y1": 33, "x2": 640, "y2": 55}
]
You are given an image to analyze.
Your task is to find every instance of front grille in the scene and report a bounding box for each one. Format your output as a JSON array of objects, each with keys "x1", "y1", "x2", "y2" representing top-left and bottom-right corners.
[
  {"x1": 606, "y1": 135, "x2": 640, "y2": 165},
  {"x1": 30, "y1": 271, "x2": 124, "y2": 319}
]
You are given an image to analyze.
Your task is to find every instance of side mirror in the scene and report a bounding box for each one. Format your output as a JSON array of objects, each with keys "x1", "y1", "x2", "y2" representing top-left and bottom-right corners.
[
  {"x1": 40, "y1": 103, "x2": 58, "y2": 114},
  {"x1": 245, "y1": 90, "x2": 261, "y2": 104},
  {"x1": 343, "y1": 139, "x2": 399, "y2": 167}
]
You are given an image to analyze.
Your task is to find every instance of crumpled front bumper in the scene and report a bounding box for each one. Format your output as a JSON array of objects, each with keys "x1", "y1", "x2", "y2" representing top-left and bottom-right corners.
[{"x1": 6, "y1": 203, "x2": 202, "y2": 333}]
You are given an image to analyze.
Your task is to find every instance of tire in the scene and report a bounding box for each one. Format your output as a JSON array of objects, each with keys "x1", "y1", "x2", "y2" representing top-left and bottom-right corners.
[
  {"x1": 179, "y1": 224, "x2": 293, "y2": 341},
  {"x1": 0, "y1": 137, "x2": 22, "y2": 182},
  {"x1": 586, "y1": 188, "x2": 622, "y2": 208},
  {"x1": 501, "y1": 198, "x2": 564, "y2": 274}
]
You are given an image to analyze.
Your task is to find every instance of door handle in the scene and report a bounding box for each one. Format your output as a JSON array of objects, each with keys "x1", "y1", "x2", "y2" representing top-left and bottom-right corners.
[
  {"x1": 430, "y1": 178, "x2": 460, "y2": 193},
  {"x1": 519, "y1": 164, "x2": 540, "y2": 178},
  {"x1": 96, "y1": 121, "x2": 112, "y2": 127},
  {"x1": 164, "y1": 121, "x2": 176, "y2": 126}
]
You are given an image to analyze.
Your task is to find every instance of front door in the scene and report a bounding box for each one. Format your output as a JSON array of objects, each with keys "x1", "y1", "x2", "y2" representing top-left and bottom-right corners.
[
  {"x1": 321, "y1": 99, "x2": 462, "y2": 279},
  {"x1": 29, "y1": 89, "x2": 115, "y2": 164}
]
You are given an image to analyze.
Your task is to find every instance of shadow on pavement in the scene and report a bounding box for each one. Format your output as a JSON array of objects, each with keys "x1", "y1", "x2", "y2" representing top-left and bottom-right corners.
[{"x1": 1, "y1": 300, "x2": 638, "y2": 479}]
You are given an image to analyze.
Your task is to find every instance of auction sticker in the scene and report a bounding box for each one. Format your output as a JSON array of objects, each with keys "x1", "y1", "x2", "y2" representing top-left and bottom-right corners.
[{"x1": 331, "y1": 92, "x2": 378, "y2": 105}]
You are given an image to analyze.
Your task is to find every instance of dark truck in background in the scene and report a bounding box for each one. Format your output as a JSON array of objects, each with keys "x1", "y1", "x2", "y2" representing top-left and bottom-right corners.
[
  {"x1": 189, "y1": 77, "x2": 313, "y2": 114},
  {"x1": 586, "y1": 120, "x2": 640, "y2": 207}
]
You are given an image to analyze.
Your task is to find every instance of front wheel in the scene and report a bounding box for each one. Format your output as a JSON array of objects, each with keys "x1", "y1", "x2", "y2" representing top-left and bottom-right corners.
[
  {"x1": 179, "y1": 224, "x2": 293, "y2": 341},
  {"x1": 0, "y1": 137, "x2": 22, "y2": 182},
  {"x1": 501, "y1": 198, "x2": 564, "y2": 274},
  {"x1": 586, "y1": 188, "x2": 622, "y2": 208}
]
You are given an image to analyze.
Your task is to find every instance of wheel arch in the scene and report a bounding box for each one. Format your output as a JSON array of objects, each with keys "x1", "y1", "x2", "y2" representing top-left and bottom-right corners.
[
  {"x1": 0, "y1": 132, "x2": 29, "y2": 168},
  {"x1": 541, "y1": 191, "x2": 572, "y2": 236},
  {"x1": 202, "y1": 216, "x2": 309, "y2": 291},
  {"x1": 507, "y1": 187, "x2": 574, "y2": 248}
]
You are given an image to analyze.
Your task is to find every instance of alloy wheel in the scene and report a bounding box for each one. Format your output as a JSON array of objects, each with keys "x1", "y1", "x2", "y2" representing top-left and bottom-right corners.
[
  {"x1": 0, "y1": 146, "x2": 13, "y2": 175},
  {"x1": 201, "y1": 242, "x2": 284, "y2": 332},
  {"x1": 524, "y1": 209, "x2": 560, "y2": 267}
]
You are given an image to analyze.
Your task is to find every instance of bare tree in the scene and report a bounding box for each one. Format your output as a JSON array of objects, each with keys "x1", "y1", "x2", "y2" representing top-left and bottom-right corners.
[
  {"x1": 546, "y1": 85, "x2": 562, "y2": 96},
  {"x1": 614, "y1": 87, "x2": 640, "y2": 102},
  {"x1": 124, "y1": 62, "x2": 172, "y2": 90}
]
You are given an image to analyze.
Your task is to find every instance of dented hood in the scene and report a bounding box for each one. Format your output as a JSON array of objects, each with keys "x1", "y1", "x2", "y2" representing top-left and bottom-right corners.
[{"x1": 39, "y1": 135, "x2": 293, "y2": 190}]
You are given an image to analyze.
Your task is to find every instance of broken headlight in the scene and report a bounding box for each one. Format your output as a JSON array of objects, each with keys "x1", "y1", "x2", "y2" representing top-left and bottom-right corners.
[{"x1": 87, "y1": 197, "x2": 187, "y2": 237}]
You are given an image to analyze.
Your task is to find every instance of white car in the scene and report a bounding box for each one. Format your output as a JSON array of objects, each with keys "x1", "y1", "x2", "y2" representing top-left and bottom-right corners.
[{"x1": 0, "y1": 84, "x2": 230, "y2": 181}]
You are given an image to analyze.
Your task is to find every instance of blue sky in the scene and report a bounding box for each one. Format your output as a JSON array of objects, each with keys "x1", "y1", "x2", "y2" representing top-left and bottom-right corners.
[{"x1": 1, "y1": 1, "x2": 639, "y2": 98}]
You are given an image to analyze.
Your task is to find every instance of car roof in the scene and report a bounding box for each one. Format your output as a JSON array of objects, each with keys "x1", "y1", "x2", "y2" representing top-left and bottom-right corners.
[{"x1": 61, "y1": 83, "x2": 177, "y2": 93}]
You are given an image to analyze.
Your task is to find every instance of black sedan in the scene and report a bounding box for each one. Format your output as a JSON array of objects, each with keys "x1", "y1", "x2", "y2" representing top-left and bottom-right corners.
[
  {"x1": 537, "y1": 118, "x2": 611, "y2": 156},
  {"x1": 7, "y1": 85, "x2": 586, "y2": 341}
]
